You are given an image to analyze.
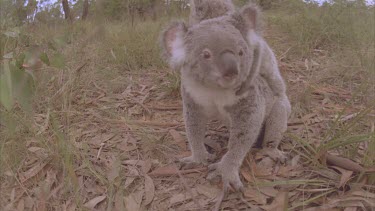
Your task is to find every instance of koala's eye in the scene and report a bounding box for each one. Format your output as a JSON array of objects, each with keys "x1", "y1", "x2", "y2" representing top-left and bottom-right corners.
[
  {"x1": 202, "y1": 50, "x2": 211, "y2": 59},
  {"x1": 239, "y1": 50, "x2": 244, "y2": 56}
]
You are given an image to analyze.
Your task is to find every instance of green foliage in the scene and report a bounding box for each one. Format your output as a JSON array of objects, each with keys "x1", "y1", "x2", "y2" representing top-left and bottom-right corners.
[
  {"x1": 0, "y1": 1, "x2": 374, "y2": 209},
  {"x1": 50, "y1": 52, "x2": 66, "y2": 69},
  {"x1": 96, "y1": 0, "x2": 128, "y2": 20},
  {"x1": 269, "y1": 0, "x2": 375, "y2": 59},
  {"x1": 39, "y1": 52, "x2": 50, "y2": 66},
  {"x1": 100, "y1": 20, "x2": 167, "y2": 71},
  {"x1": 35, "y1": 6, "x2": 63, "y2": 23},
  {"x1": 0, "y1": 29, "x2": 35, "y2": 113},
  {"x1": 273, "y1": 0, "x2": 374, "y2": 189},
  {"x1": 0, "y1": 61, "x2": 35, "y2": 113},
  {"x1": 0, "y1": 21, "x2": 67, "y2": 132},
  {"x1": 0, "y1": 63, "x2": 13, "y2": 110},
  {"x1": 268, "y1": 0, "x2": 374, "y2": 106}
]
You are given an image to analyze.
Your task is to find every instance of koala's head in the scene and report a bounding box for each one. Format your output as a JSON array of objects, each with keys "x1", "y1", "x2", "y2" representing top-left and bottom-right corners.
[
  {"x1": 191, "y1": 0, "x2": 234, "y2": 22},
  {"x1": 161, "y1": 4, "x2": 262, "y2": 89}
]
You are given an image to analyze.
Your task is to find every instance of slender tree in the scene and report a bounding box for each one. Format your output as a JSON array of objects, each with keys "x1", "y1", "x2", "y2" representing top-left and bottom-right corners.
[
  {"x1": 62, "y1": 0, "x2": 72, "y2": 21},
  {"x1": 82, "y1": 0, "x2": 89, "y2": 20}
]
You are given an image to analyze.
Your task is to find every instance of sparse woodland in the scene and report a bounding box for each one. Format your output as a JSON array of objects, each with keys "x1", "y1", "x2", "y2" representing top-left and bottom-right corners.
[{"x1": 0, "y1": 0, "x2": 374, "y2": 210}]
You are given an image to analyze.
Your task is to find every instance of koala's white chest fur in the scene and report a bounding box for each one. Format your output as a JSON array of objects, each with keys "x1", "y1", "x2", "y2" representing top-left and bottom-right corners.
[{"x1": 182, "y1": 74, "x2": 243, "y2": 120}]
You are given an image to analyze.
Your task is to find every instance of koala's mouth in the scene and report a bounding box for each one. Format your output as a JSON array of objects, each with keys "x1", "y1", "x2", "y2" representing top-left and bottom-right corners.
[{"x1": 217, "y1": 75, "x2": 239, "y2": 89}]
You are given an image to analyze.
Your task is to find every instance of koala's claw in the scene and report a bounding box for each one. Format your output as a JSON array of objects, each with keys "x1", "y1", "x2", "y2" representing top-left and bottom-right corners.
[
  {"x1": 179, "y1": 152, "x2": 215, "y2": 166},
  {"x1": 261, "y1": 148, "x2": 287, "y2": 163},
  {"x1": 207, "y1": 162, "x2": 244, "y2": 192}
]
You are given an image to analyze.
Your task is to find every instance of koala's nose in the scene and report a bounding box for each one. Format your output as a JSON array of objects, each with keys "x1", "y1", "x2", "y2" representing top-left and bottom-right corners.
[{"x1": 221, "y1": 52, "x2": 238, "y2": 79}]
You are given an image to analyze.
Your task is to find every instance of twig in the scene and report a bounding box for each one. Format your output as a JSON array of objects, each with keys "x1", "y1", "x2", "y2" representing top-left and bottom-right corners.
[
  {"x1": 74, "y1": 62, "x2": 87, "y2": 73},
  {"x1": 326, "y1": 153, "x2": 364, "y2": 172},
  {"x1": 96, "y1": 143, "x2": 105, "y2": 159},
  {"x1": 278, "y1": 47, "x2": 292, "y2": 61},
  {"x1": 90, "y1": 113, "x2": 181, "y2": 128},
  {"x1": 128, "y1": 120, "x2": 182, "y2": 127},
  {"x1": 339, "y1": 112, "x2": 359, "y2": 122},
  {"x1": 149, "y1": 167, "x2": 207, "y2": 177},
  {"x1": 92, "y1": 81, "x2": 107, "y2": 94},
  {"x1": 147, "y1": 105, "x2": 182, "y2": 111}
]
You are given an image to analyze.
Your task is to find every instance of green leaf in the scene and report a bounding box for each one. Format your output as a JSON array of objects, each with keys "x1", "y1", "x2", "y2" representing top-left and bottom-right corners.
[
  {"x1": 0, "y1": 77, "x2": 13, "y2": 110},
  {"x1": 10, "y1": 63, "x2": 35, "y2": 113},
  {"x1": 0, "y1": 62, "x2": 14, "y2": 110},
  {"x1": 50, "y1": 53, "x2": 65, "y2": 69},
  {"x1": 40, "y1": 52, "x2": 50, "y2": 66}
]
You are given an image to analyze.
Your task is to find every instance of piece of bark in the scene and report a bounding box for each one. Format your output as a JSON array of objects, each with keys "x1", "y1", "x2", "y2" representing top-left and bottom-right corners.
[{"x1": 326, "y1": 153, "x2": 364, "y2": 172}]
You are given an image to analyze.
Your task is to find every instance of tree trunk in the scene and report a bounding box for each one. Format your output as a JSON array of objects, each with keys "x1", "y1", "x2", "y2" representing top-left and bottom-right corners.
[
  {"x1": 82, "y1": 0, "x2": 89, "y2": 20},
  {"x1": 62, "y1": 0, "x2": 72, "y2": 21},
  {"x1": 26, "y1": 0, "x2": 37, "y2": 22},
  {"x1": 166, "y1": 0, "x2": 171, "y2": 17},
  {"x1": 131, "y1": 10, "x2": 135, "y2": 27},
  {"x1": 150, "y1": 0, "x2": 157, "y2": 21}
]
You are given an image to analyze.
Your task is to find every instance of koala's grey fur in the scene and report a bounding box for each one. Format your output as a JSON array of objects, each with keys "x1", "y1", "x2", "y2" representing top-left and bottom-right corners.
[
  {"x1": 160, "y1": 3, "x2": 291, "y2": 191},
  {"x1": 189, "y1": 0, "x2": 286, "y2": 98},
  {"x1": 189, "y1": 0, "x2": 235, "y2": 25}
]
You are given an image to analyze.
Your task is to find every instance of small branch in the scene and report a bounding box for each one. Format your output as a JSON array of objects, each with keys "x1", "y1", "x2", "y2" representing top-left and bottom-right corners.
[
  {"x1": 128, "y1": 120, "x2": 182, "y2": 128},
  {"x1": 147, "y1": 105, "x2": 182, "y2": 111},
  {"x1": 149, "y1": 167, "x2": 207, "y2": 177},
  {"x1": 326, "y1": 153, "x2": 364, "y2": 172}
]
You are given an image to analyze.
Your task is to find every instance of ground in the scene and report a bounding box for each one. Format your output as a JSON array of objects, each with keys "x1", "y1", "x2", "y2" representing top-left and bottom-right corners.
[{"x1": 1, "y1": 13, "x2": 375, "y2": 211}]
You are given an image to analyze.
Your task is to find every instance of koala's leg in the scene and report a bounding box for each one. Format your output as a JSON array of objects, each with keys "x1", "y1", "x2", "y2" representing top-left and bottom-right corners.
[
  {"x1": 180, "y1": 90, "x2": 214, "y2": 165},
  {"x1": 208, "y1": 96, "x2": 265, "y2": 191},
  {"x1": 261, "y1": 95, "x2": 291, "y2": 162}
]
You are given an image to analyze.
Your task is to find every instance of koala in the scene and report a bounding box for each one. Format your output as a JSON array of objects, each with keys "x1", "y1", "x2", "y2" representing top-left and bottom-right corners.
[
  {"x1": 189, "y1": 0, "x2": 235, "y2": 25},
  {"x1": 160, "y1": 4, "x2": 291, "y2": 191},
  {"x1": 189, "y1": 0, "x2": 287, "y2": 98}
]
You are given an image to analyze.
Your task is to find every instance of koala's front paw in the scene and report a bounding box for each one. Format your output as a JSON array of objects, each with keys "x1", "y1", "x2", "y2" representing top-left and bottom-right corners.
[
  {"x1": 207, "y1": 162, "x2": 243, "y2": 192},
  {"x1": 180, "y1": 151, "x2": 215, "y2": 167},
  {"x1": 261, "y1": 148, "x2": 287, "y2": 163}
]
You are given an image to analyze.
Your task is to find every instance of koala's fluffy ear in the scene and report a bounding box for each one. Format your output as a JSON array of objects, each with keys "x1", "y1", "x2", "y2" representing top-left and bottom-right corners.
[
  {"x1": 160, "y1": 21, "x2": 188, "y2": 70},
  {"x1": 231, "y1": 3, "x2": 262, "y2": 36},
  {"x1": 240, "y1": 4, "x2": 261, "y2": 31},
  {"x1": 240, "y1": 3, "x2": 262, "y2": 32}
]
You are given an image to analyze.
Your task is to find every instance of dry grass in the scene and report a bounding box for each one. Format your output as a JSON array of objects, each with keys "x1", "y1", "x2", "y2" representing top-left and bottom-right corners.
[{"x1": 1, "y1": 1, "x2": 374, "y2": 210}]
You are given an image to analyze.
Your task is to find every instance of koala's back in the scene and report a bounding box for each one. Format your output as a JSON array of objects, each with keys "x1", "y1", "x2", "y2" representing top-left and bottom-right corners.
[
  {"x1": 260, "y1": 41, "x2": 287, "y2": 96},
  {"x1": 189, "y1": 0, "x2": 235, "y2": 25}
]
